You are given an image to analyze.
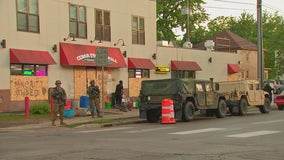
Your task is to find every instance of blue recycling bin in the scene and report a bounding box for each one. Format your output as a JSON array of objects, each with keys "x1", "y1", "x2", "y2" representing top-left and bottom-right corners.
[{"x1": 80, "y1": 96, "x2": 90, "y2": 108}]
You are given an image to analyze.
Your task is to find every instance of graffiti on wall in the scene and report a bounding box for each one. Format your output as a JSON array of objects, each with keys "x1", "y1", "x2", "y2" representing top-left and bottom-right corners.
[{"x1": 10, "y1": 76, "x2": 48, "y2": 101}]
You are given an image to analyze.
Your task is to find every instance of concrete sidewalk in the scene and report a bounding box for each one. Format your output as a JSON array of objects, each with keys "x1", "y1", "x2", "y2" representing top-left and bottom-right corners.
[{"x1": 0, "y1": 108, "x2": 141, "y2": 131}]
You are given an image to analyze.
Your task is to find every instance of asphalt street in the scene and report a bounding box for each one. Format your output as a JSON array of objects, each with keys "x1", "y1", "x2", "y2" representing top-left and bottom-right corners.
[{"x1": 0, "y1": 108, "x2": 283, "y2": 160}]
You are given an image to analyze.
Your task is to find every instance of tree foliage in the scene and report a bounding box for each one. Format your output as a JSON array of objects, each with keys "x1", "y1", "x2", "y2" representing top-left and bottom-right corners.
[
  {"x1": 210, "y1": 11, "x2": 284, "y2": 79},
  {"x1": 156, "y1": 0, "x2": 208, "y2": 44},
  {"x1": 156, "y1": 1, "x2": 284, "y2": 79}
]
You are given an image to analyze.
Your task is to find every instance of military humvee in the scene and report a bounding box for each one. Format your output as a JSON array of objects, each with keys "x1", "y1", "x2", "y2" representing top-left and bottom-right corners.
[
  {"x1": 139, "y1": 78, "x2": 227, "y2": 123},
  {"x1": 216, "y1": 80, "x2": 271, "y2": 115}
]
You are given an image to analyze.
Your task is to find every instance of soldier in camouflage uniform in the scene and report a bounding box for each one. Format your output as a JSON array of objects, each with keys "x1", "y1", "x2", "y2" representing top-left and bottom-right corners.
[
  {"x1": 50, "y1": 80, "x2": 67, "y2": 126},
  {"x1": 87, "y1": 80, "x2": 101, "y2": 118}
]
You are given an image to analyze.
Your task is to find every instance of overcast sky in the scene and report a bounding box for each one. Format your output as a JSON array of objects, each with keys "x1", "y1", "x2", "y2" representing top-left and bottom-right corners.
[
  {"x1": 204, "y1": 0, "x2": 284, "y2": 19},
  {"x1": 174, "y1": 0, "x2": 284, "y2": 38}
]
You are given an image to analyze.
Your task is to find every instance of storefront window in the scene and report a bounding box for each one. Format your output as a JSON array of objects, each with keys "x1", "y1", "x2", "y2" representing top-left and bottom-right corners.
[
  {"x1": 171, "y1": 70, "x2": 195, "y2": 79},
  {"x1": 10, "y1": 64, "x2": 47, "y2": 76},
  {"x1": 128, "y1": 69, "x2": 149, "y2": 78},
  {"x1": 10, "y1": 64, "x2": 22, "y2": 75}
]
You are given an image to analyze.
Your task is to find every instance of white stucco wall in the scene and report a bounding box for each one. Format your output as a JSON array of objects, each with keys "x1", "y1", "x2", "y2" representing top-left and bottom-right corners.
[
  {"x1": 0, "y1": 0, "x2": 156, "y2": 98},
  {"x1": 153, "y1": 46, "x2": 241, "y2": 82}
]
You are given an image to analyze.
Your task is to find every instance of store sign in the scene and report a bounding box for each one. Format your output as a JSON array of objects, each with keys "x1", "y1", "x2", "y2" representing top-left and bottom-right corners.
[
  {"x1": 154, "y1": 66, "x2": 170, "y2": 74},
  {"x1": 76, "y1": 53, "x2": 96, "y2": 62}
]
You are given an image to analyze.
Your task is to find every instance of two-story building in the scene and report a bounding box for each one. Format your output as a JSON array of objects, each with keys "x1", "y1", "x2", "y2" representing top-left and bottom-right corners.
[{"x1": 0, "y1": 0, "x2": 241, "y2": 112}]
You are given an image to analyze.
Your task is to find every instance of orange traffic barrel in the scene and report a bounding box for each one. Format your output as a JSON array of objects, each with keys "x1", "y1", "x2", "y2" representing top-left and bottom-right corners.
[{"x1": 161, "y1": 98, "x2": 176, "y2": 124}]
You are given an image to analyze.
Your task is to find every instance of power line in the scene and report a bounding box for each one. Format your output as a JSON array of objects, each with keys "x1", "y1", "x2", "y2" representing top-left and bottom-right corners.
[
  {"x1": 206, "y1": 0, "x2": 284, "y2": 14},
  {"x1": 204, "y1": 6, "x2": 254, "y2": 12},
  {"x1": 263, "y1": 2, "x2": 284, "y2": 14},
  {"x1": 211, "y1": 0, "x2": 255, "y2": 6}
]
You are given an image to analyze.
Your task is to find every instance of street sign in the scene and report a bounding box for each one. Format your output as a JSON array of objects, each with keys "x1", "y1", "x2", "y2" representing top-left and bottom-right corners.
[{"x1": 96, "y1": 48, "x2": 108, "y2": 66}]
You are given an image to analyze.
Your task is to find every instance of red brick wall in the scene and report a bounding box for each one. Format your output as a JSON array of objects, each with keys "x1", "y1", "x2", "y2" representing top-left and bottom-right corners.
[{"x1": 0, "y1": 90, "x2": 25, "y2": 112}]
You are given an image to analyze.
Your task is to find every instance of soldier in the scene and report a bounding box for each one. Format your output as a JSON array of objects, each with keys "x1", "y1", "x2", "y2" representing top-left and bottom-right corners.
[
  {"x1": 87, "y1": 80, "x2": 101, "y2": 118},
  {"x1": 50, "y1": 80, "x2": 67, "y2": 126}
]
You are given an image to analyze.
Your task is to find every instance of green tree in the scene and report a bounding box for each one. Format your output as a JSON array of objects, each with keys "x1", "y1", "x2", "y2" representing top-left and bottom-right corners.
[
  {"x1": 156, "y1": 0, "x2": 208, "y2": 44},
  {"x1": 204, "y1": 11, "x2": 284, "y2": 79},
  {"x1": 206, "y1": 16, "x2": 236, "y2": 39},
  {"x1": 229, "y1": 12, "x2": 258, "y2": 43},
  {"x1": 262, "y1": 11, "x2": 284, "y2": 78}
]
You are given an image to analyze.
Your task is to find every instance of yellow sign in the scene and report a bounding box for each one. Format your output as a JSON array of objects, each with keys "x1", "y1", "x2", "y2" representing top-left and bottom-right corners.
[{"x1": 154, "y1": 66, "x2": 170, "y2": 74}]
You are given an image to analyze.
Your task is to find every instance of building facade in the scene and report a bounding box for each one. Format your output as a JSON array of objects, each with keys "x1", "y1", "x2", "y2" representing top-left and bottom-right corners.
[{"x1": 0, "y1": 0, "x2": 241, "y2": 112}]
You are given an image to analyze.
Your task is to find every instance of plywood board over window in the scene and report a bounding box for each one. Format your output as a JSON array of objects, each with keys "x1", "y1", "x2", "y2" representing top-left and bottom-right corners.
[
  {"x1": 74, "y1": 67, "x2": 87, "y2": 99},
  {"x1": 10, "y1": 76, "x2": 48, "y2": 101},
  {"x1": 74, "y1": 67, "x2": 108, "y2": 100},
  {"x1": 128, "y1": 78, "x2": 149, "y2": 97}
]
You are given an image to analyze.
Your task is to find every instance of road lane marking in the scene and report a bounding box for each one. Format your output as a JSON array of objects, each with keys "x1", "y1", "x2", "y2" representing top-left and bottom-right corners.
[
  {"x1": 125, "y1": 126, "x2": 174, "y2": 133},
  {"x1": 226, "y1": 130, "x2": 281, "y2": 138},
  {"x1": 251, "y1": 120, "x2": 284, "y2": 125},
  {"x1": 75, "y1": 127, "x2": 133, "y2": 133},
  {"x1": 169, "y1": 128, "x2": 225, "y2": 135}
]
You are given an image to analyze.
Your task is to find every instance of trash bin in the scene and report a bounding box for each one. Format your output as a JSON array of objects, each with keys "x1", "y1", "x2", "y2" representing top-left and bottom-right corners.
[
  {"x1": 105, "y1": 102, "x2": 112, "y2": 109},
  {"x1": 111, "y1": 93, "x2": 116, "y2": 107},
  {"x1": 80, "y1": 96, "x2": 89, "y2": 108}
]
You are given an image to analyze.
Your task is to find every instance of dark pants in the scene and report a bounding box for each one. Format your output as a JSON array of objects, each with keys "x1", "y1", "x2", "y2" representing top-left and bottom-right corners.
[{"x1": 115, "y1": 95, "x2": 122, "y2": 106}]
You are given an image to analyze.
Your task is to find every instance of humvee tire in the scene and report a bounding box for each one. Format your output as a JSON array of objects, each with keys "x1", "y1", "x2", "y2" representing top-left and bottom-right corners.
[
  {"x1": 146, "y1": 109, "x2": 160, "y2": 123},
  {"x1": 239, "y1": 98, "x2": 248, "y2": 116},
  {"x1": 216, "y1": 99, "x2": 227, "y2": 118},
  {"x1": 259, "y1": 97, "x2": 271, "y2": 114},
  {"x1": 182, "y1": 101, "x2": 194, "y2": 122}
]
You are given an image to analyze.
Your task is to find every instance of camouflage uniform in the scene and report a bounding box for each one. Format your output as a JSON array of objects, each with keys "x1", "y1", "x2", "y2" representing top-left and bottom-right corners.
[
  {"x1": 87, "y1": 80, "x2": 101, "y2": 117},
  {"x1": 50, "y1": 80, "x2": 67, "y2": 126}
]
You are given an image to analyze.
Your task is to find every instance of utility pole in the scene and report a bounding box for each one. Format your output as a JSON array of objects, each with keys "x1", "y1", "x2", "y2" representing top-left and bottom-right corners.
[
  {"x1": 183, "y1": 0, "x2": 192, "y2": 48},
  {"x1": 257, "y1": 0, "x2": 263, "y2": 87}
]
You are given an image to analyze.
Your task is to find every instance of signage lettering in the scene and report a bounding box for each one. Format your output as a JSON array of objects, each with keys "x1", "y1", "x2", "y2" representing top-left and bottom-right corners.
[{"x1": 76, "y1": 53, "x2": 118, "y2": 64}]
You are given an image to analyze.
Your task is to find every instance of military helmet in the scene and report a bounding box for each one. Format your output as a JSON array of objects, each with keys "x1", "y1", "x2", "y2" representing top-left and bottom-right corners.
[
  {"x1": 90, "y1": 80, "x2": 95, "y2": 84},
  {"x1": 55, "y1": 80, "x2": 62, "y2": 85}
]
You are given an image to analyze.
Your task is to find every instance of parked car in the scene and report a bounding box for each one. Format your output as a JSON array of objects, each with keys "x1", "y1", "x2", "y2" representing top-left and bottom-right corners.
[
  {"x1": 274, "y1": 90, "x2": 284, "y2": 110},
  {"x1": 263, "y1": 79, "x2": 284, "y2": 94}
]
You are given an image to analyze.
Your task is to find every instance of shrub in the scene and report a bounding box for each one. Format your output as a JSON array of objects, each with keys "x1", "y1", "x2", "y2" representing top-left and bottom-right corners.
[{"x1": 30, "y1": 101, "x2": 50, "y2": 115}]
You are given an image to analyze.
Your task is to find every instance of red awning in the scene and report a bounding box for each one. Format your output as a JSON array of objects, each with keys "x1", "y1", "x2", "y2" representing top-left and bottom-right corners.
[
  {"x1": 171, "y1": 60, "x2": 202, "y2": 71},
  {"x1": 228, "y1": 64, "x2": 242, "y2": 73},
  {"x1": 10, "y1": 48, "x2": 56, "y2": 65},
  {"x1": 60, "y1": 42, "x2": 127, "y2": 68},
  {"x1": 128, "y1": 58, "x2": 155, "y2": 69}
]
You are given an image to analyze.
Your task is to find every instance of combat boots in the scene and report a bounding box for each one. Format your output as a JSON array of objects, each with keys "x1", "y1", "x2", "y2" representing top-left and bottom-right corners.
[
  {"x1": 97, "y1": 113, "x2": 102, "y2": 118},
  {"x1": 60, "y1": 120, "x2": 67, "y2": 125}
]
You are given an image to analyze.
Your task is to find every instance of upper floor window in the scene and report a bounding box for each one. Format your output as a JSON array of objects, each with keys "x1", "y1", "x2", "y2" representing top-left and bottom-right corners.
[
  {"x1": 95, "y1": 9, "x2": 111, "y2": 41},
  {"x1": 16, "y1": 0, "x2": 39, "y2": 33},
  {"x1": 69, "y1": 4, "x2": 87, "y2": 39},
  {"x1": 132, "y1": 16, "x2": 145, "y2": 45}
]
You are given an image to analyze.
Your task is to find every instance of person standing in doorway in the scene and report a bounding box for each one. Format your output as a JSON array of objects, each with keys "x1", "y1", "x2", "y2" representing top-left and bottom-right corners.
[
  {"x1": 50, "y1": 80, "x2": 67, "y2": 126},
  {"x1": 115, "y1": 80, "x2": 123, "y2": 107},
  {"x1": 87, "y1": 80, "x2": 101, "y2": 118}
]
